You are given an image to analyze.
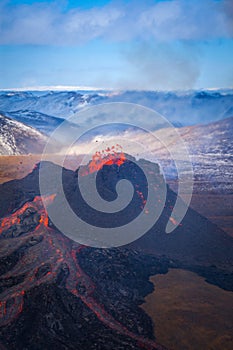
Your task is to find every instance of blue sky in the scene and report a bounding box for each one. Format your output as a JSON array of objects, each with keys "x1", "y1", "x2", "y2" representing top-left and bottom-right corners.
[{"x1": 0, "y1": 0, "x2": 233, "y2": 90}]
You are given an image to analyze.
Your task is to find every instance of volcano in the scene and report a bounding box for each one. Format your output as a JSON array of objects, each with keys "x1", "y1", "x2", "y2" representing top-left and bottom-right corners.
[{"x1": 0, "y1": 157, "x2": 232, "y2": 350}]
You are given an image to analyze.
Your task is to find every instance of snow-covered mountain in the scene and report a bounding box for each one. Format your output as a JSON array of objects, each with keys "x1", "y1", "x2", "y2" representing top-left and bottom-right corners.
[
  {"x1": 3, "y1": 110, "x2": 70, "y2": 135},
  {"x1": 0, "y1": 113, "x2": 48, "y2": 155},
  {"x1": 0, "y1": 91, "x2": 105, "y2": 119},
  {"x1": 106, "y1": 90, "x2": 233, "y2": 126},
  {"x1": 0, "y1": 89, "x2": 232, "y2": 126},
  {"x1": 150, "y1": 116, "x2": 233, "y2": 192}
]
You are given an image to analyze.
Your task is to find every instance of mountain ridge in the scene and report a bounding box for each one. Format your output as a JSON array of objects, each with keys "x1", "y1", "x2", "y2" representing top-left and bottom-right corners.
[
  {"x1": 0, "y1": 113, "x2": 48, "y2": 155},
  {"x1": 0, "y1": 89, "x2": 232, "y2": 125}
]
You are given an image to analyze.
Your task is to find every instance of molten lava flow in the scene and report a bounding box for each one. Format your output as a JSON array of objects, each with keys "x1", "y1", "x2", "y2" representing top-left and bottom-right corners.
[
  {"x1": 0, "y1": 194, "x2": 57, "y2": 327},
  {"x1": 0, "y1": 194, "x2": 56, "y2": 235},
  {"x1": 136, "y1": 190, "x2": 147, "y2": 210},
  {"x1": 169, "y1": 216, "x2": 182, "y2": 227},
  {"x1": 0, "y1": 193, "x2": 167, "y2": 349},
  {"x1": 80, "y1": 144, "x2": 126, "y2": 176},
  {"x1": 169, "y1": 217, "x2": 178, "y2": 226}
]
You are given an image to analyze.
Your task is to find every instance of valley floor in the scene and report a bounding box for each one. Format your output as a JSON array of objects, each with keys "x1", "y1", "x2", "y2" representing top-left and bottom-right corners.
[{"x1": 141, "y1": 269, "x2": 233, "y2": 350}]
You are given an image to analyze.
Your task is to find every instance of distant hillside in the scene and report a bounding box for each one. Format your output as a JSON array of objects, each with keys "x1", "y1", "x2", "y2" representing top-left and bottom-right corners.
[
  {"x1": 0, "y1": 91, "x2": 104, "y2": 119},
  {"x1": 3, "y1": 110, "x2": 65, "y2": 135},
  {"x1": 151, "y1": 116, "x2": 233, "y2": 192},
  {"x1": 0, "y1": 113, "x2": 48, "y2": 155},
  {"x1": 0, "y1": 89, "x2": 232, "y2": 125}
]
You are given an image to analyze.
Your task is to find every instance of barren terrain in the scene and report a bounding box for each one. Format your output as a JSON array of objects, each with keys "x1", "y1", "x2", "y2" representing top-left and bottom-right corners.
[
  {"x1": 142, "y1": 269, "x2": 233, "y2": 350},
  {"x1": 0, "y1": 155, "x2": 231, "y2": 237}
]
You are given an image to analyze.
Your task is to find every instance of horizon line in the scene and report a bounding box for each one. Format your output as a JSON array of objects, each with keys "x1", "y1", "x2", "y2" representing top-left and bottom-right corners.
[{"x1": 0, "y1": 85, "x2": 232, "y2": 92}]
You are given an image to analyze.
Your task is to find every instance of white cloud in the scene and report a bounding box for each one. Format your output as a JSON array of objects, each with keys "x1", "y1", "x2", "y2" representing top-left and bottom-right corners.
[
  {"x1": 139, "y1": 0, "x2": 232, "y2": 41},
  {"x1": 0, "y1": 0, "x2": 232, "y2": 45}
]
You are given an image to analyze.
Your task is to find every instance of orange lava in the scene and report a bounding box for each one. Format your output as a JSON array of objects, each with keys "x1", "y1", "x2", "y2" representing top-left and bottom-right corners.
[
  {"x1": 169, "y1": 216, "x2": 178, "y2": 225},
  {"x1": 80, "y1": 144, "x2": 126, "y2": 176},
  {"x1": 136, "y1": 190, "x2": 147, "y2": 209},
  {"x1": 0, "y1": 194, "x2": 56, "y2": 235},
  {"x1": 0, "y1": 192, "x2": 167, "y2": 349}
]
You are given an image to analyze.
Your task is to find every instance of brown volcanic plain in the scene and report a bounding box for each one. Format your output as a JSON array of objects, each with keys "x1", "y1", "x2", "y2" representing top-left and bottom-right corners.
[{"x1": 141, "y1": 269, "x2": 233, "y2": 350}]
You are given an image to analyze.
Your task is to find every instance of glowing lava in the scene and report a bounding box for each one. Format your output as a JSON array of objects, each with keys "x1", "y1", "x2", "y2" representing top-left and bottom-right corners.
[
  {"x1": 0, "y1": 194, "x2": 167, "y2": 349},
  {"x1": 80, "y1": 144, "x2": 126, "y2": 176},
  {"x1": 0, "y1": 194, "x2": 56, "y2": 234}
]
